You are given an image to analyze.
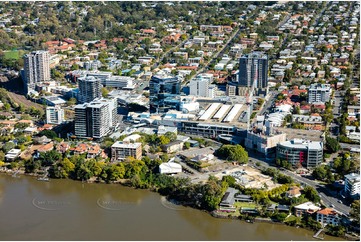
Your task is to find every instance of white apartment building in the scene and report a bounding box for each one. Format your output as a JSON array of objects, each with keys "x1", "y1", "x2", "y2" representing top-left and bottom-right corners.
[
  {"x1": 111, "y1": 141, "x2": 142, "y2": 161},
  {"x1": 46, "y1": 106, "x2": 65, "y2": 124},
  {"x1": 74, "y1": 98, "x2": 117, "y2": 139},
  {"x1": 78, "y1": 76, "x2": 102, "y2": 103},
  {"x1": 101, "y1": 76, "x2": 135, "y2": 89},
  {"x1": 316, "y1": 208, "x2": 341, "y2": 227},
  {"x1": 308, "y1": 83, "x2": 331, "y2": 104},
  {"x1": 23, "y1": 50, "x2": 51, "y2": 93},
  {"x1": 189, "y1": 74, "x2": 216, "y2": 98},
  {"x1": 344, "y1": 173, "x2": 360, "y2": 198}
]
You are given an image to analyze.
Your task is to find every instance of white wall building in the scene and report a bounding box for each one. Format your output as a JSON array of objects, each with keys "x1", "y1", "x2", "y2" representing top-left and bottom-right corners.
[
  {"x1": 308, "y1": 83, "x2": 331, "y2": 104},
  {"x1": 159, "y1": 162, "x2": 182, "y2": 174},
  {"x1": 74, "y1": 98, "x2": 117, "y2": 139},
  {"x1": 46, "y1": 106, "x2": 65, "y2": 124},
  {"x1": 344, "y1": 173, "x2": 360, "y2": 198},
  {"x1": 189, "y1": 75, "x2": 215, "y2": 98},
  {"x1": 102, "y1": 76, "x2": 135, "y2": 89},
  {"x1": 78, "y1": 76, "x2": 102, "y2": 103},
  {"x1": 111, "y1": 141, "x2": 142, "y2": 161},
  {"x1": 316, "y1": 208, "x2": 341, "y2": 227},
  {"x1": 23, "y1": 50, "x2": 51, "y2": 93}
]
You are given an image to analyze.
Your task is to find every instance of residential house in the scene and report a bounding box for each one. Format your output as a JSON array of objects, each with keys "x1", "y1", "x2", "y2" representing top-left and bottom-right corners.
[
  {"x1": 292, "y1": 113, "x2": 325, "y2": 131},
  {"x1": 286, "y1": 186, "x2": 302, "y2": 198},
  {"x1": 37, "y1": 142, "x2": 54, "y2": 153},
  {"x1": 316, "y1": 208, "x2": 341, "y2": 227},
  {"x1": 163, "y1": 33, "x2": 182, "y2": 45},
  {"x1": 140, "y1": 29, "x2": 156, "y2": 37},
  {"x1": 56, "y1": 142, "x2": 70, "y2": 153},
  {"x1": 161, "y1": 140, "x2": 184, "y2": 153},
  {"x1": 159, "y1": 162, "x2": 182, "y2": 174},
  {"x1": 33, "y1": 135, "x2": 52, "y2": 145},
  {"x1": 5, "y1": 149, "x2": 21, "y2": 161},
  {"x1": 219, "y1": 187, "x2": 238, "y2": 211},
  {"x1": 294, "y1": 202, "x2": 321, "y2": 217}
]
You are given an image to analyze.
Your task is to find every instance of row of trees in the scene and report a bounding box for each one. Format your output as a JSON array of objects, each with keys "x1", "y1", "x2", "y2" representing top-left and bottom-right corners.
[{"x1": 313, "y1": 151, "x2": 359, "y2": 183}]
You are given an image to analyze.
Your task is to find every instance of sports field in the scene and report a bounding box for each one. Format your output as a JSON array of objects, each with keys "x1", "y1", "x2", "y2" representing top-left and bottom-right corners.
[{"x1": 3, "y1": 50, "x2": 24, "y2": 60}]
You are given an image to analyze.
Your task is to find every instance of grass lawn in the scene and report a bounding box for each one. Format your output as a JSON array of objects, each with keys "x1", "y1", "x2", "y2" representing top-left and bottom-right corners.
[
  {"x1": 3, "y1": 50, "x2": 23, "y2": 60},
  {"x1": 234, "y1": 202, "x2": 258, "y2": 209},
  {"x1": 284, "y1": 215, "x2": 301, "y2": 224}
]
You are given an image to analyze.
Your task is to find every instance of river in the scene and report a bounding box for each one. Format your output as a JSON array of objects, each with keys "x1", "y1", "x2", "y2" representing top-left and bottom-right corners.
[{"x1": 0, "y1": 174, "x2": 343, "y2": 241}]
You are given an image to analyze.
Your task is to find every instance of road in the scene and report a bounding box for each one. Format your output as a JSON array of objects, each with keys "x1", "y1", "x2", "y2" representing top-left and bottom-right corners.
[
  {"x1": 153, "y1": 37, "x2": 190, "y2": 70},
  {"x1": 332, "y1": 90, "x2": 343, "y2": 117},
  {"x1": 246, "y1": 152, "x2": 351, "y2": 215},
  {"x1": 259, "y1": 91, "x2": 277, "y2": 116},
  {"x1": 187, "y1": 27, "x2": 242, "y2": 83}
]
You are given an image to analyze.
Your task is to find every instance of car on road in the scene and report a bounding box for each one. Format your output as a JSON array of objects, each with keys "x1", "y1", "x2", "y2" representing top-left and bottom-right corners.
[
  {"x1": 330, "y1": 204, "x2": 335, "y2": 208},
  {"x1": 338, "y1": 200, "x2": 343, "y2": 204}
]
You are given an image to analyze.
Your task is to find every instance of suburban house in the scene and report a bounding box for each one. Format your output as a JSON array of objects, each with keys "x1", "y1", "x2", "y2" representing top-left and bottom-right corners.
[
  {"x1": 159, "y1": 162, "x2": 182, "y2": 174},
  {"x1": 286, "y1": 186, "x2": 302, "y2": 198},
  {"x1": 161, "y1": 140, "x2": 184, "y2": 153},
  {"x1": 5, "y1": 149, "x2": 21, "y2": 161},
  {"x1": 219, "y1": 187, "x2": 254, "y2": 212},
  {"x1": 37, "y1": 142, "x2": 54, "y2": 153},
  {"x1": 316, "y1": 208, "x2": 341, "y2": 227},
  {"x1": 294, "y1": 202, "x2": 321, "y2": 217}
]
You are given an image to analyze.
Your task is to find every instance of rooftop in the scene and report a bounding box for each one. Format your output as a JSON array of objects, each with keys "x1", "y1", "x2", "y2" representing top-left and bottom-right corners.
[
  {"x1": 317, "y1": 208, "x2": 340, "y2": 216},
  {"x1": 294, "y1": 202, "x2": 321, "y2": 211},
  {"x1": 345, "y1": 173, "x2": 360, "y2": 181},
  {"x1": 112, "y1": 141, "x2": 142, "y2": 149},
  {"x1": 278, "y1": 139, "x2": 323, "y2": 150}
]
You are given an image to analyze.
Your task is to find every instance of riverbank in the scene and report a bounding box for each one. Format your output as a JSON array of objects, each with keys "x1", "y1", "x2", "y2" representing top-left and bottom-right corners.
[
  {"x1": 1, "y1": 173, "x2": 344, "y2": 241},
  {"x1": 0, "y1": 168, "x2": 355, "y2": 241}
]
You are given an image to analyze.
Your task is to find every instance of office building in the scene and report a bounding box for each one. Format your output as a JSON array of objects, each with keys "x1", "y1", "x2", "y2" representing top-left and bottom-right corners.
[
  {"x1": 238, "y1": 52, "x2": 268, "y2": 95},
  {"x1": 74, "y1": 98, "x2": 117, "y2": 139},
  {"x1": 111, "y1": 141, "x2": 142, "y2": 161},
  {"x1": 308, "y1": 83, "x2": 331, "y2": 104},
  {"x1": 276, "y1": 139, "x2": 323, "y2": 168},
  {"x1": 78, "y1": 76, "x2": 102, "y2": 103},
  {"x1": 149, "y1": 72, "x2": 181, "y2": 113},
  {"x1": 245, "y1": 128, "x2": 287, "y2": 157},
  {"x1": 101, "y1": 76, "x2": 135, "y2": 89},
  {"x1": 46, "y1": 106, "x2": 65, "y2": 124},
  {"x1": 23, "y1": 51, "x2": 51, "y2": 93},
  {"x1": 344, "y1": 173, "x2": 360, "y2": 198}
]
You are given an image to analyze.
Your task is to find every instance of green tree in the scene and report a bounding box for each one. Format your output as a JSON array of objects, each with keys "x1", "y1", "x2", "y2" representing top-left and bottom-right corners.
[
  {"x1": 101, "y1": 87, "x2": 109, "y2": 98},
  {"x1": 157, "y1": 135, "x2": 170, "y2": 145},
  {"x1": 325, "y1": 137, "x2": 340, "y2": 153},
  {"x1": 303, "y1": 186, "x2": 320, "y2": 203},
  {"x1": 38, "y1": 130, "x2": 58, "y2": 139},
  {"x1": 24, "y1": 158, "x2": 41, "y2": 173},
  {"x1": 184, "y1": 142, "x2": 190, "y2": 150},
  {"x1": 67, "y1": 97, "x2": 77, "y2": 106},
  {"x1": 53, "y1": 158, "x2": 75, "y2": 178},
  {"x1": 163, "y1": 132, "x2": 176, "y2": 142},
  {"x1": 272, "y1": 212, "x2": 288, "y2": 222},
  {"x1": 2, "y1": 141, "x2": 15, "y2": 153},
  {"x1": 200, "y1": 176, "x2": 228, "y2": 211},
  {"x1": 215, "y1": 144, "x2": 248, "y2": 164},
  {"x1": 349, "y1": 200, "x2": 360, "y2": 225},
  {"x1": 39, "y1": 150, "x2": 62, "y2": 166}
]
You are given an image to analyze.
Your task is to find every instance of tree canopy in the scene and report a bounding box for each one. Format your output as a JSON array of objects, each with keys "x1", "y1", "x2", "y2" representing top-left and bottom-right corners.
[{"x1": 215, "y1": 144, "x2": 248, "y2": 164}]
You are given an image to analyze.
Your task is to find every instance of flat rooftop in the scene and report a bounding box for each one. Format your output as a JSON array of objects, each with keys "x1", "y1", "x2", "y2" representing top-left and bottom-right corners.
[{"x1": 111, "y1": 141, "x2": 141, "y2": 149}]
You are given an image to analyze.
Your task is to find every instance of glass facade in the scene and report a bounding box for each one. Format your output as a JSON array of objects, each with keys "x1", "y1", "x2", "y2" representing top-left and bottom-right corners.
[{"x1": 149, "y1": 75, "x2": 181, "y2": 113}]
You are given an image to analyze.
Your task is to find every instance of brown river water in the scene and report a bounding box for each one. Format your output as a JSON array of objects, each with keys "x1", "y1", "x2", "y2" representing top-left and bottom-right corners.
[{"x1": 0, "y1": 174, "x2": 344, "y2": 241}]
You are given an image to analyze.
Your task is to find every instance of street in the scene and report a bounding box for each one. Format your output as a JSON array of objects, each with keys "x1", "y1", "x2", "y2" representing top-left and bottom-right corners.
[{"x1": 246, "y1": 151, "x2": 351, "y2": 215}]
